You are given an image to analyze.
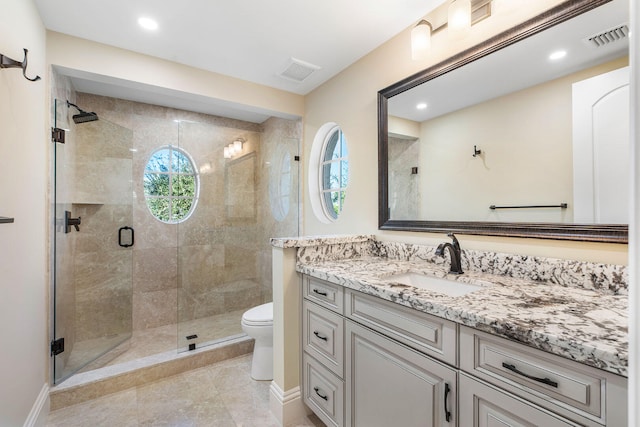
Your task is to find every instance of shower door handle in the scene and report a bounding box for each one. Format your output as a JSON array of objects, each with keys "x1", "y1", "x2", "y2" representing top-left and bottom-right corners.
[{"x1": 118, "y1": 226, "x2": 134, "y2": 248}]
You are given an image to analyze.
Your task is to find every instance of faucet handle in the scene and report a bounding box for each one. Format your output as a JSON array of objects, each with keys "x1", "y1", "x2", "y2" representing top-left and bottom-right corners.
[{"x1": 447, "y1": 232, "x2": 460, "y2": 246}]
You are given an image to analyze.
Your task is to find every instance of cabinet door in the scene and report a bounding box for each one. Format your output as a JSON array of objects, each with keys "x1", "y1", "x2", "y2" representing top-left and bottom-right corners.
[
  {"x1": 459, "y1": 373, "x2": 577, "y2": 427},
  {"x1": 345, "y1": 320, "x2": 457, "y2": 427}
]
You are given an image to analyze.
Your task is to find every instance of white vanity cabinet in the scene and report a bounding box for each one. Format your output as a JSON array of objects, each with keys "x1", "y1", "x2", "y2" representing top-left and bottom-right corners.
[
  {"x1": 302, "y1": 275, "x2": 458, "y2": 427},
  {"x1": 459, "y1": 326, "x2": 628, "y2": 427},
  {"x1": 302, "y1": 277, "x2": 346, "y2": 427},
  {"x1": 458, "y1": 373, "x2": 577, "y2": 427},
  {"x1": 301, "y1": 275, "x2": 627, "y2": 427},
  {"x1": 345, "y1": 320, "x2": 457, "y2": 426}
]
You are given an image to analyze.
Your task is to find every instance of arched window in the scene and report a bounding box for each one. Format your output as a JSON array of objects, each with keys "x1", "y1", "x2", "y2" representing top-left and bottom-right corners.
[
  {"x1": 309, "y1": 123, "x2": 349, "y2": 222},
  {"x1": 269, "y1": 149, "x2": 292, "y2": 221},
  {"x1": 143, "y1": 146, "x2": 199, "y2": 223}
]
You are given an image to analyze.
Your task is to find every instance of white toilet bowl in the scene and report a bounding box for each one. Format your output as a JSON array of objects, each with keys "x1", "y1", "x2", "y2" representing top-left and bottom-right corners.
[{"x1": 241, "y1": 302, "x2": 273, "y2": 381}]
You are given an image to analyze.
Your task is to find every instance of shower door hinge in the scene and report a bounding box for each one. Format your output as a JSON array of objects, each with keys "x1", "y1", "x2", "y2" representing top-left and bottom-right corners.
[
  {"x1": 50, "y1": 338, "x2": 64, "y2": 356},
  {"x1": 294, "y1": 155, "x2": 300, "y2": 161},
  {"x1": 51, "y1": 127, "x2": 65, "y2": 144}
]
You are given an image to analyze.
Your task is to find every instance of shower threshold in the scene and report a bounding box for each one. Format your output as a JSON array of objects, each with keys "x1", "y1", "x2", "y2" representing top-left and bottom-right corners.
[
  {"x1": 49, "y1": 334, "x2": 253, "y2": 411},
  {"x1": 50, "y1": 309, "x2": 253, "y2": 410}
]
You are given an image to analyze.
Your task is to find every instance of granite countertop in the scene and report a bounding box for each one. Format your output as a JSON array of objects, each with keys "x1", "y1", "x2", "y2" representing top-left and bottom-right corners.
[{"x1": 296, "y1": 256, "x2": 628, "y2": 377}]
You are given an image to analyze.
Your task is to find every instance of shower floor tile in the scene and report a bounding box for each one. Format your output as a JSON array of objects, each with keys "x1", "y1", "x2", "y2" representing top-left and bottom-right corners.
[
  {"x1": 71, "y1": 309, "x2": 247, "y2": 375},
  {"x1": 46, "y1": 354, "x2": 324, "y2": 427}
]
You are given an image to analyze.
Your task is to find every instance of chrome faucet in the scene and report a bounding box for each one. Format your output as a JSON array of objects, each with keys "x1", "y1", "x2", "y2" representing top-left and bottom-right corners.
[{"x1": 435, "y1": 233, "x2": 464, "y2": 275}]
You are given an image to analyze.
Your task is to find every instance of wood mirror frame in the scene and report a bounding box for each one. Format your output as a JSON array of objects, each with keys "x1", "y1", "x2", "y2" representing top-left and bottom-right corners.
[{"x1": 378, "y1": 0, "x2": 628, "y2": 243}]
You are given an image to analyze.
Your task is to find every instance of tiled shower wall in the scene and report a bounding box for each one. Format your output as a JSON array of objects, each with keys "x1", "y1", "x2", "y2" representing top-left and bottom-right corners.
[
  {"x1": 61, "y1": 91, "x2": 299, "y2": 342},
  {"x1": 388, "y1": 136, "x2": 420, "y2": 220}
]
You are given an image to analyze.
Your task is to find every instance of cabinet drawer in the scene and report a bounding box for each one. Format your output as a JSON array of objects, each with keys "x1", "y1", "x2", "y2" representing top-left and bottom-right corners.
[
  {"x1": 303, "y1": 353, "x2": 344, "y2": 427},
  {"x1": 459, "y1": 372, "x2": 576, "y2": 427},
  {"x1": 460, "y1": 326, "x2": 612, "y2": 424},
  {"x1": 303, "y1": 300, "x2": 344, "y2": 377},
  {"x1": 304, "y1": 276, "x2": 344, "y2": 313},
  {"x1": 345, "y1": 289, "x2": 457, "y2": 366}
]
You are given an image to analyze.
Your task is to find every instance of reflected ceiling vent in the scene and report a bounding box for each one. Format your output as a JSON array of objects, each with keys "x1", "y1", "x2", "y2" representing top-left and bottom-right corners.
[
  {"x1": 277, "y1": 58, "x2": 321, "y2": 83},
  {"x1": 583, "y1": 24, "x2": 629, "y2": 47}
]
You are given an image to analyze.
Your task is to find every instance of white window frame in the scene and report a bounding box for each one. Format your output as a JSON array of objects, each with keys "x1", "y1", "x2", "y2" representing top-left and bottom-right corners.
[
  {"x1": 269, "y1": 147, "x2": 292, "y2": 222},
  {"x1": 309, "y1": 123, "x2": 348, "y2": 223},
  {"x1": 143, "y1": 145, "x2": 200, "y2": 224}
]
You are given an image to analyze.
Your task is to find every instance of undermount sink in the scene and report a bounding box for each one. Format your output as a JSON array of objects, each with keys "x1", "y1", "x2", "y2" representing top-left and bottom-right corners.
[{"x1": 385, "y1": 272, "x2": 489, "y2": 297}]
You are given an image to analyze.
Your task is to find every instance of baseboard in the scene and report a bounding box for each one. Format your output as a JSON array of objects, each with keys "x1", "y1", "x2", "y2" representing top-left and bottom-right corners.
[
  {"x1": 23, "y1": 383, "x2": 49, "y2": 427},
  {"x1": 269, "y1": 382, "x2": 310, "y2": 426}
]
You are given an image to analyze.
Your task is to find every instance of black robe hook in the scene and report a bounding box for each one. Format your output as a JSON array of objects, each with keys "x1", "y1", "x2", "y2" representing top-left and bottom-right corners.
[{"x1": 0, "y1": 48, "x2": 41, "y2": 82}]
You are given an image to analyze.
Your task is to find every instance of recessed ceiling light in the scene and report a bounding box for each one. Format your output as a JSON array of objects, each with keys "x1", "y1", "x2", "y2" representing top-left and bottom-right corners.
[
  {"x1": 549, "y1": 50, "x2": 567, "y2": 61},
  {"x1": 138, "y1": 17, "x2": 158, "y2": 31},
  {"x1": 416, "y1": 102, "x2": 428, "y2": 110}
]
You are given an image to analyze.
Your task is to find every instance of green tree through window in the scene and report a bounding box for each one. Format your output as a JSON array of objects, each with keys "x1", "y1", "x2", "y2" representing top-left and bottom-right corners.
[
  {"x1": 321, "y1": 128, "x2": 348, "y2": 219},
  {"x1": 144, "y1": 146, "x2": 199, "y2": 223}
]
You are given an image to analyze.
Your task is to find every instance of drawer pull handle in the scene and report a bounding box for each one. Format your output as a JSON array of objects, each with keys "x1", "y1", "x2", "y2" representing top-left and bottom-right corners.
[
  {"x1": 502, "y1": 362, "x2": 558, "y2": 388},
  {"x1": 312, "y1": 288, "x2": 328, "y2": 297},
  {"x1": 444, "y1": 382, "x2": 452, "y2": 422},
  {"x1": 313, "y1": 331, "x2": 328, "y2": 341},
  {"x1": 314, "y1": 386, "x2": 328, "y2": 401}
]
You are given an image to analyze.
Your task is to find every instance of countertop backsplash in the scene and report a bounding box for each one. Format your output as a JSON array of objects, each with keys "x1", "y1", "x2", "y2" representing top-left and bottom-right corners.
[
  {"x1": 273, "y1": 235, "x2": 628, "y2": 296},
  {"x1": 376, "y1": 240, "x2": 628, "y2": 296}
]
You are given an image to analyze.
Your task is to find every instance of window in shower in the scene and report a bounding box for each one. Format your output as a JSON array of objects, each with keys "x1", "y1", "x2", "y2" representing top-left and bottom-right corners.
[
  {"x1": 269, "y1": 148, "x2": 292, "y2": 221},
  {"x1": 144, "y1": 146, "x2": 200, "y2": 223}
]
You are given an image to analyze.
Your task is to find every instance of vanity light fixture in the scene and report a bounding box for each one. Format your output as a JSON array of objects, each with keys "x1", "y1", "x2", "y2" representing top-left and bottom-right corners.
[
  {"x1": 411, "y1": 0, "x2": 491, "y2": 60},
  {"x1": 138, "y1": 17, "x2": 159, "y2": 31},
  {"x1": 224, "y1": 139, "x2": 245, "y2": 159},
  {"x1": 411, "y1": 20, "x2": 432, "y2": 60},
  {"x1": 448, "y1": 0, "x2": 472, "y2": 37}
]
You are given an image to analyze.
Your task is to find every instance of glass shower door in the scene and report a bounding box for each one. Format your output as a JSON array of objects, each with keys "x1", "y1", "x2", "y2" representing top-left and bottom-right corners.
[
  {"x1": 175, "y1": 120, "x2": 300, "y2": 353},
  {"x1": 52, "y1": 98, "x2": 135, "y2": 383}
]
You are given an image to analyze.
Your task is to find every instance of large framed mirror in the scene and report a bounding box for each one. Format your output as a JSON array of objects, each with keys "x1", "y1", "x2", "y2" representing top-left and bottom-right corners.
[{"x1": 378, "y1": 0, "x2": 629, "y2": 243}]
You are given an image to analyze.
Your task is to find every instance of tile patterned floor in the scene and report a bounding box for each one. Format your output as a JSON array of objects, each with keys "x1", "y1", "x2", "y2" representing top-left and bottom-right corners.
[{"x1": 47, "y1": 354, "x2": 324, "y2": 427}]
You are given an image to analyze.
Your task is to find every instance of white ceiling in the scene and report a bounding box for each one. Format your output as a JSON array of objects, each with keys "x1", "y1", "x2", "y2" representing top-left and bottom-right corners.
[{"x1": 35, "y1": 0, "x2": 444, "y2": 122}]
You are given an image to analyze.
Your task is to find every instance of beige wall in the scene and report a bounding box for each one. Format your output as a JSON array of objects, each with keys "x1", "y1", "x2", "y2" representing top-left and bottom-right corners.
[
  {"x1": 0, "y1": 0, "x2": 48, "y2": 425},
  {"x1": 303, "y1": 0, "x2": 627, "y2": 265}
]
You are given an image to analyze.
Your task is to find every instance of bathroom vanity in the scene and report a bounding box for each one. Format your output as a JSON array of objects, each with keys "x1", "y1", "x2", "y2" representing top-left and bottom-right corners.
[{"x1": 289, "y1": 239, "x2": 628, "y2": 427}]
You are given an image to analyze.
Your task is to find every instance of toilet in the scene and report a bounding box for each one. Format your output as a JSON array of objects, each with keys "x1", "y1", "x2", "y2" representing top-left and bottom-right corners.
[{"x1": 241, "y1": 302, "x2": 274, "y2": 380}]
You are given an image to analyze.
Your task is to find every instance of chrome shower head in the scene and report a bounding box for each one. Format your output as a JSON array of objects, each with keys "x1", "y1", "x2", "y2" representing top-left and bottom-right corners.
[{"x1": 66, "y1": 101, "x2": 99, "y2": 124}]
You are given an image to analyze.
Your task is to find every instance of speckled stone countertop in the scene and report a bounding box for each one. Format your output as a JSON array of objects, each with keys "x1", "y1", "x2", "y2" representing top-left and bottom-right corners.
[
  {"x1": 296, "y1": 256, "x2": 628, "y2": 377},
  {"x1": 271, "y1": 234, "x2": 373, "y2": 249}
]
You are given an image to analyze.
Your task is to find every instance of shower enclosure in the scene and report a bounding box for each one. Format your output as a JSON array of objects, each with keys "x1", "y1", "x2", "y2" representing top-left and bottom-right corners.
[{"x1": 52, "y1": 94, "x2": 300, "y2": 384}]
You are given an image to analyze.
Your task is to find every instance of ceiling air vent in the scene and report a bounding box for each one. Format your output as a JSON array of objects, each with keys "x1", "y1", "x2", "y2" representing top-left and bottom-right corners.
[
  {"x1": 583, "y1": 24, "x2": 629, "y2": 47},
  {"x1": 278, "y1": 58, "x2": 321, "y2": 83}
]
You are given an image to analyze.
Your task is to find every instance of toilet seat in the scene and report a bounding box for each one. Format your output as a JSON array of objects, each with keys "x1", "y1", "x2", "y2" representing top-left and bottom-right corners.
[{"x1": 242, "y1": 302, "x2": 273, "y2": 326}]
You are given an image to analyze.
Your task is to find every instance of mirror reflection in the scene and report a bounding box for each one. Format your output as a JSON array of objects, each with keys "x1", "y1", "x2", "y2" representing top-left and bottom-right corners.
[{"x1": 386, "y1": 0, "x2": 628, "y2": 226}]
